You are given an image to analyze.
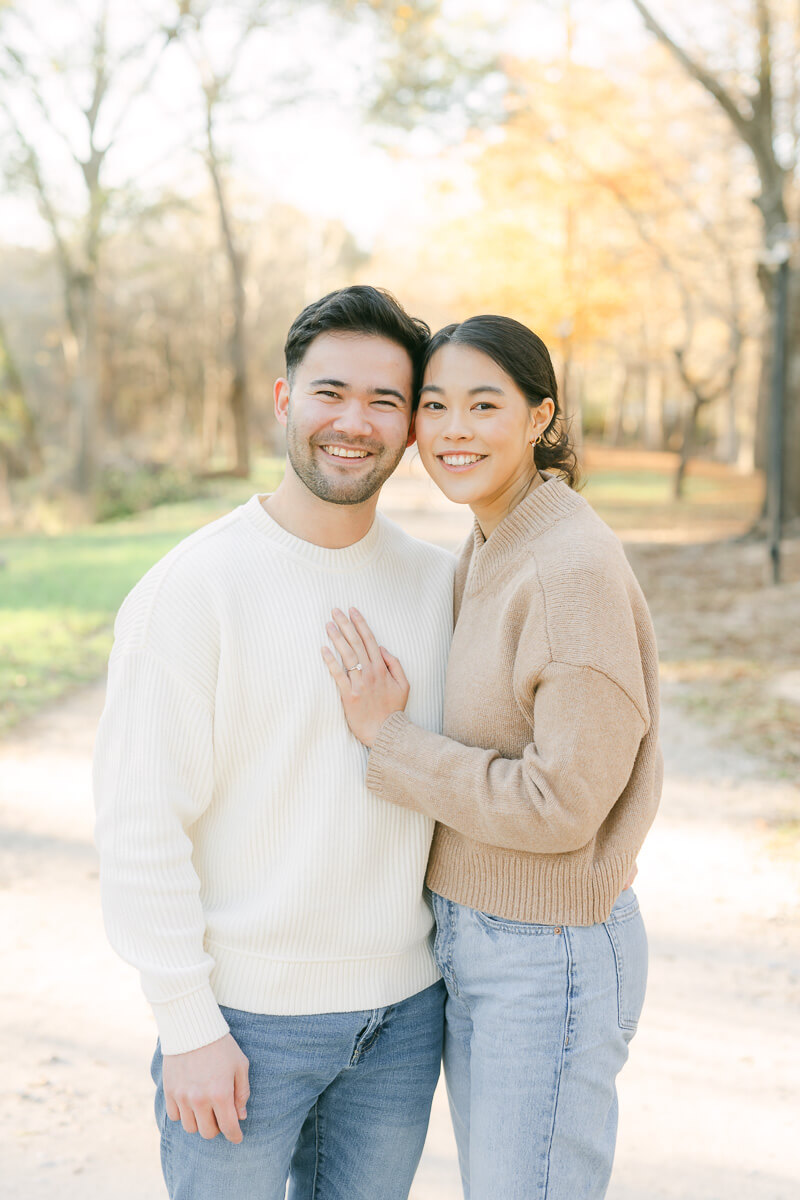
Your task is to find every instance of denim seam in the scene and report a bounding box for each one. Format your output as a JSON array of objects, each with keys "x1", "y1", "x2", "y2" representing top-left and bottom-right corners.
[
  {"x1": 161, "y1": 1110, "x2": 173, "y2": 1196},
  {"x1": 603, "y1": 920, "x2": 638, "y2": 1032},
  {"x1": 541, "y1": 926, "x2": 572, "y2": 1198},
  {"x1": 448, "y1": 899, "x2": 460, "y2": 997},
  {"x1": 310, "y1": 1100, "x2": 321, "y2": 1200}
]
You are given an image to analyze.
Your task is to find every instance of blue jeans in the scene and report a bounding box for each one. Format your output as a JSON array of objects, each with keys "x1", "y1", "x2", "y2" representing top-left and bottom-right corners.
[
  {"x1": 150, "y1": 981, "x2": 445, "y2": 1199},
  {"x1": 431, "y1": 889, "x2": 647, "y2": 1200}
]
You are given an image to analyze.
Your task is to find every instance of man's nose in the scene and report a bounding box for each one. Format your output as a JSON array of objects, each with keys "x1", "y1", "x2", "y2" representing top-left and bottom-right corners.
[{"x1": 332, "y1": 399, "x2": 374, "y2": 439}]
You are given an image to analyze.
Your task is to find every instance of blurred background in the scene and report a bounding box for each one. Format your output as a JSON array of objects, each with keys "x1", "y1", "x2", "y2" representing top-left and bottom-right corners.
[{"x1": 0, "y1": 2, "x2": 798, "y2": 1198}]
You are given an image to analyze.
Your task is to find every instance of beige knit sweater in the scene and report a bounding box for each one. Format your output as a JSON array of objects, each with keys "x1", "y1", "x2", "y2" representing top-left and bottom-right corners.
[{"x1": 366, "y1": 476, "x2": 663, "y2": 926}]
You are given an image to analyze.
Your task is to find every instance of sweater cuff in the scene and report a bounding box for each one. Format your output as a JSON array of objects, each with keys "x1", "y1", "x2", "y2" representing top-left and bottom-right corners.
[
  {"x1": 150, "y1": 984, "x2": 230, "y2": 1055},
  {"x1": 366, "y1": 710, "x2": 415, "y2": 802}
]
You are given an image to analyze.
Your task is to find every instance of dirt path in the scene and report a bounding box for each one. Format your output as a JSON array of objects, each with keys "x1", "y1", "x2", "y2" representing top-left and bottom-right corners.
[{"x1": 2, "y1": 474, "x2": 798, "y2": 1198}]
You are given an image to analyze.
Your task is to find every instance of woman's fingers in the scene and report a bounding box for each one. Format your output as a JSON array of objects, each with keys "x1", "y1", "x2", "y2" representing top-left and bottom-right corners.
[
  {"x1": 326, "y1": 620, "x2": 361, "y2": 673},
  {"x1": 331, "y1": 608, "x2": 371, "y2": 666},
  {"x1": 321, "y1": 646, "x2": 355, "y2": 695},
  {"x1": 381, "y1": 646, "x2": 409, "y2": 691},
  {"x1": 348, "y1": 608, "x2": 383, "y2": 666}
]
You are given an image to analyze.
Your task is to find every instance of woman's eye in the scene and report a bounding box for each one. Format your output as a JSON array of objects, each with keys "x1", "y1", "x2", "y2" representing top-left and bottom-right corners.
[
  {"x1": 421, "y1": 401, "x2": 445, "y2": 411},
  {"x1": 474, "y1": 402, "x2": 497, "y2": 411}
]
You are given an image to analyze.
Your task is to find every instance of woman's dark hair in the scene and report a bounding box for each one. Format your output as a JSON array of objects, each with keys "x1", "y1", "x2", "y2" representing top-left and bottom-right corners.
[
  {"x1": 422, "y1": 315, "x2": 579, "y2": 488},
  {"x1": 285, "y1": 285, "x2": 430, "y2": 396}
]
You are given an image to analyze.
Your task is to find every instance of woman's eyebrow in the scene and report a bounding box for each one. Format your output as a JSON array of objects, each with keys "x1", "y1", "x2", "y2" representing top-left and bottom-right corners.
[{"x1": 419, "y1": 383, "x2": 505, "y2": 396}]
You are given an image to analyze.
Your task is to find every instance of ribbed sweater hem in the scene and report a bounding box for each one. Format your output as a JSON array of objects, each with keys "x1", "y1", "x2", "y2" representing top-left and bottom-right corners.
[
  {"x1": 207, "y1": 937, "x2": 441, "y2": 1020},
  {"x1": 425, "y1": 824, "x2": 636, "y2": 926}
]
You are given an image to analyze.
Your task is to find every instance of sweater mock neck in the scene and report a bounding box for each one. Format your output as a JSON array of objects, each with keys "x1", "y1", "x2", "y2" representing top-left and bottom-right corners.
[
  {"x1": 468, "y1": 476, "x2": 586, "y2": 592},
  {"x1": 240, "y1": 493, "x2": 384, "y2": 571}
]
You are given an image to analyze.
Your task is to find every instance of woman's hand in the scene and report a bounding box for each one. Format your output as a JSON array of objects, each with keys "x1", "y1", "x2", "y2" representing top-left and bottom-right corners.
[{"x1": 322, "y1": 607, "x2": 410, "y2": 747}]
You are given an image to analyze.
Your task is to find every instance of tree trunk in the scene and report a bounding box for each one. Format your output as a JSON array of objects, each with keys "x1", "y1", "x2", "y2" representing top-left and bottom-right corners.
[
  {"x1": 673, "y1": 394, "x2": 700, "y2": 500},
  {"x1": 641, "y1": 365, "x2": 663, "y2": 450},
  {"x1": 207, "y1": 123, "x2": 250, "y2": 479},
  {"x1": 70, "y1": 276, "x2": 99, "y2": 495},
  {"x1": 608, "y1": 364, "x2": 630, "y2": 446},
  {"x1": 755, "y1": 263, "x2": 800, "y2": 525}
]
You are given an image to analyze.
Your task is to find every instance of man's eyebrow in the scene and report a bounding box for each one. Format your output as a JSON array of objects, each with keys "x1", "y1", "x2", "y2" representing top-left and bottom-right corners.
[
  {"x1": 309, "y1": 379, "x2": 407, "y2": 403},
  {"x1": 374, "y1": 387, "x2": 409, "y2": 405},
  {"x1": 310, "y1": 378, "x2": 408, "y2": 405}
]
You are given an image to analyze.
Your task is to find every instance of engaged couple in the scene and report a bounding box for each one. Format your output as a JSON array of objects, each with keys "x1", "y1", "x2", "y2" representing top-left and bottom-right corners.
[{"x1": 94, "y1": 285, "x2": 662, "y2": 1199}]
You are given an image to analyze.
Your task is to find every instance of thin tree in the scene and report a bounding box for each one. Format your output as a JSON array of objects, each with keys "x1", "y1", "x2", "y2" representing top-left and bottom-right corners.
[
  {"x1": 629, "y1": 0, "x2": 800, "y2": 521},
  {"x1": 0, "y1": 3, "x2": 185, "y2": 498}
]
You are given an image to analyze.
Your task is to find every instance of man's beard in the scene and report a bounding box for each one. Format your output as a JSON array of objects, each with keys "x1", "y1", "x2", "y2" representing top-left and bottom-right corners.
[{"x1": 286, "y1": 423, "x2": 406, "y2": 506}]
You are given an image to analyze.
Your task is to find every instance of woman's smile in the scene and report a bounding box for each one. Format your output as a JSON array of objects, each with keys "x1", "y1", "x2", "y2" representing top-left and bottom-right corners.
[{"x1": 437, "y1": 452, "x2": 488, "y2": 471}]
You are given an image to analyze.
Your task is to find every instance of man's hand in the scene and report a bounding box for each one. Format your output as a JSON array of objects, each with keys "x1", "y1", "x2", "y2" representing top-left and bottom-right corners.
[{"x1": 163, "y1": 1033, "x2": 250, "y2": 1143}]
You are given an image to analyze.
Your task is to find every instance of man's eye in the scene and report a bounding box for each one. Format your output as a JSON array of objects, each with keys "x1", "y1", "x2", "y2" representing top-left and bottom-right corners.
[
  {"x1": 373, "y1": 399, "x2": 399, "y2": 408},
  {"x1": 315, "y1": 390, "x2": 339, "y2": 398}
]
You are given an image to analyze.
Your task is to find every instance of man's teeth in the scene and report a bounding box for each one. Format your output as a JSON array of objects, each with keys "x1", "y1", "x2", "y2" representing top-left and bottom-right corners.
[
  {"x1": 323, "y1": 446, "x2": 370, "y2": 458},
  {"x1": 441, "y1": 454, "x2": 484, "y2": 466}
]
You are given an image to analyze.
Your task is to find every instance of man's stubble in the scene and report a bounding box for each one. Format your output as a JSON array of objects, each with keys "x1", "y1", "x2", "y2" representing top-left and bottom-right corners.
[{"x1": 285, "y1": 407, "x2": 408, "y2": 507}]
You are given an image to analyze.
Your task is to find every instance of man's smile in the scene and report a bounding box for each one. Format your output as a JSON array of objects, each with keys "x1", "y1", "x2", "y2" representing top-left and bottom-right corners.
[{"x1": 321, "y1": 445, "x2": 372, "y2": 459}]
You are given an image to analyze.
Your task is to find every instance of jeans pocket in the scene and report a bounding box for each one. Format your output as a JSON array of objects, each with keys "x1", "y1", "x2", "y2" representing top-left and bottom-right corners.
[
  {"x1": 474, "y1": 909, "x2": 561, "y2": 936},
  {"x1": 604, "y1": 904, "x2": 648, "y2": 1033}
]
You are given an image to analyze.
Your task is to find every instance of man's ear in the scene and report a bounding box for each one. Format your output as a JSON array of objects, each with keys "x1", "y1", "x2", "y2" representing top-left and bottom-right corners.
[
  {"x1": 406, "y1": 412, "x2": 417, "y2": 449},
  {"x1": 274, "y1": 378, "x2": 290, "y2": 426}
]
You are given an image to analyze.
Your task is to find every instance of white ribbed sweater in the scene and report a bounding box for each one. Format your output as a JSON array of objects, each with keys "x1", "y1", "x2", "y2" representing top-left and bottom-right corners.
[{"x1": 94, "y1": 495, "x2": 455, "y2": 1054}]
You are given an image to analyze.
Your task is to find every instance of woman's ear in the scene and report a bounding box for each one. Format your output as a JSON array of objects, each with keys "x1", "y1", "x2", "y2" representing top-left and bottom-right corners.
[{"x1": 535, "y1": 397, "x2": 556, "y2": 437}]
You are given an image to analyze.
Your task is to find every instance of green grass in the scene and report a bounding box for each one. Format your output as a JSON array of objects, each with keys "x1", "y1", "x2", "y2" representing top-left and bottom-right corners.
[
  {"x1": 0, "y1": 447, "x2": 766, "y2": 736},
  {"x1": 0, "y1": 462, "x2": 284, "y2": 733},
  {"x1": 581, "y1": 470, "x2": 719, "y2": 504}
]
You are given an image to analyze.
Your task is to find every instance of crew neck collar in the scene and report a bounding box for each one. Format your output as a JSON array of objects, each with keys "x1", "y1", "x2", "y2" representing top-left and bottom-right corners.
[{"x1": 240, "y1": 494, "x2": 385, "y2": 570}]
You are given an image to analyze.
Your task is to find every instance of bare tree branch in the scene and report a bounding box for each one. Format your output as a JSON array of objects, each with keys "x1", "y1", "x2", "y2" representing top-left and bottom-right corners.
[
  {"x1": 628, "y1": 0, "x2": 786, "y2": 225},
  {"x1": 628, "y1": 0, "x2": 752, "y2": 139}
]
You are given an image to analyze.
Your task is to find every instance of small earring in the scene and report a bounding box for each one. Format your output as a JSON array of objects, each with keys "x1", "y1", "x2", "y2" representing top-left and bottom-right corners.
[{"x1": 530, "y1": 434, "x2": 542, "y2": 446}]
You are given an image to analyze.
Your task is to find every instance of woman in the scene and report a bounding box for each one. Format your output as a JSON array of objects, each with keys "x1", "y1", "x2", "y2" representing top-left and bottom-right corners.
[{"x1": 321, "y1": 315, "x2": 662, "y2": 1199}]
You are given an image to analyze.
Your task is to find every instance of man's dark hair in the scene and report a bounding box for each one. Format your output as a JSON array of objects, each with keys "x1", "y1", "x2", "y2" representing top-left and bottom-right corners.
[{"x1": 284, "y1": 285, "x2": 430, "y2": 399}]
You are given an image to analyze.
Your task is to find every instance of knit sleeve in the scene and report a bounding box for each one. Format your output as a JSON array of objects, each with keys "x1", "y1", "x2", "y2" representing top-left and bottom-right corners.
[
  {"x1": 365, "y1": 662, "x2": 648, "y2": 854},
  {"x1": 93, "y1": 646, "x2": 229, "y2": 1054}
]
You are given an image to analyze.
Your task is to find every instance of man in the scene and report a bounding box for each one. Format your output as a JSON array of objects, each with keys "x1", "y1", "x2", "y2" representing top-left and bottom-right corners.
[{"x1": 93, "y1": 286, "x2": 455, "y2": 1199}]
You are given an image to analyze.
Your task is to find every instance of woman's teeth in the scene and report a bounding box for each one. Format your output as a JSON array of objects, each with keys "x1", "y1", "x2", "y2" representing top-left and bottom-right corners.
[{"x1": 440, "y1": 454, "x2": 485, "y2": 466}]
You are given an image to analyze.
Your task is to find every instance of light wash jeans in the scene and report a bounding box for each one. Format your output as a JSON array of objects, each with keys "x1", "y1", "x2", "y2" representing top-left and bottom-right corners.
[
  {"x1": 431, "y1": 888, "x2": 647, "y2": 1200},
  {"x1": 150, "y1": 981, "x2": 445, "y2": 1200}
]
